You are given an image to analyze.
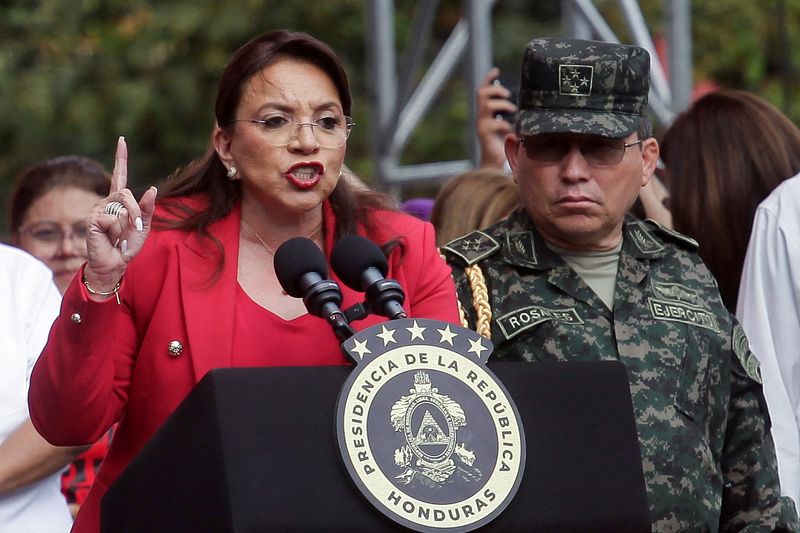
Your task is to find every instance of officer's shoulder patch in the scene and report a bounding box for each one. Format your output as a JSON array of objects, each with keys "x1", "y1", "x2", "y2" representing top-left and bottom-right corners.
[
  {"x1": 443, "y1": 231, "x2": 501, "y2": 266},
  {"x1": 733, "y1": 324, "x2": 762, "y2": 384},
  {"x1": 644, "y1": 219, "x2": 699, "y2": 251}
]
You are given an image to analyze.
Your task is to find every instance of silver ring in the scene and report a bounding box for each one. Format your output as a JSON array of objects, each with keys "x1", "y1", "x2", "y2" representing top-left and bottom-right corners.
[{"x1": 104, "y1": 201, "x2": 124, "y2": 217}]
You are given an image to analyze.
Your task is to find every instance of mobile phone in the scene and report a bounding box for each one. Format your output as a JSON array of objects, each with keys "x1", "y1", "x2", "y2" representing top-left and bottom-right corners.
[{"x1": 491, "y1": 78, "x2": 518, "y2": 123}]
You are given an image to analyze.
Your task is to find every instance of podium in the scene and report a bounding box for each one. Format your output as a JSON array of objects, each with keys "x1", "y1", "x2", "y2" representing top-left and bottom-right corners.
[{"x1": 102, "y1": 362, "x2": 650, "y2": 532}]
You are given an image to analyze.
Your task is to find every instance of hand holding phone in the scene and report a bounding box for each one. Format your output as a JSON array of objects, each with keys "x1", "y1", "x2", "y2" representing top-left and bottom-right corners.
[
  {"x1": 476, "y1": 68, "x2": 518, "y2": 169},
  {"x1": 490, "y1": 78, "x2": 518, "y2": 123}
]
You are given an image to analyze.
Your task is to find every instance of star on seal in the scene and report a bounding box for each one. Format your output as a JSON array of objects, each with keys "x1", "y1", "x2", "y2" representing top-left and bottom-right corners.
[
  {"x1": 437, "y1": 324, "x2": 458, "y2": 345},
  {"x1": 377, "y1": 325, "x2": 397, "y2": 346},
  {"x1": 351, "y1": 338, "x2": 371, "y2": 359},
  {"x1": 468, "y1": 337, "x2": 489, "y2": 359},
  {"x1": 406, "y1": 320, "x2": 427, "y2": 341}
]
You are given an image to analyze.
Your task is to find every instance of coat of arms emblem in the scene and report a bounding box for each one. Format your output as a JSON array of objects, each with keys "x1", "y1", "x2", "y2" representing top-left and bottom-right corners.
[
  {"x1": 391, "y1": 371, "x2": 481, "y2": 487},
  {"x1": 336, "y1": 318, "x2": 525, "y2": 532}
]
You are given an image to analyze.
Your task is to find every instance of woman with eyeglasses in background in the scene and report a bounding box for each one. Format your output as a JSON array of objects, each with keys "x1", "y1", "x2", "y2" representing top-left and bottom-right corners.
[
  {"x1": 27, "y1": 30, "x2": 460, "y2": 532},
  {"x1": 11, "y1": 156, "x2": 109, "y2": 293},
  {"x1": 9, "y1": 156, "x2": 115, "y2": 521}
]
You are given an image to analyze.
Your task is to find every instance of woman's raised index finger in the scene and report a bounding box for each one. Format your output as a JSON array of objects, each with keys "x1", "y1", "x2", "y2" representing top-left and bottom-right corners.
[{"x1": 110, "y1": 136, "x2": 128, "y2": 192}]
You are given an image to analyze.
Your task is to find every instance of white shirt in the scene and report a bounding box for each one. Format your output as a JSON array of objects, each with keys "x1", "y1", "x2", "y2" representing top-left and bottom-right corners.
[
  {"x1": 0, "y1": 244, "x2": 71, "y2": 532},
  {"x1": 737, "y1": 174, "x2": 800, "y2": 507}
]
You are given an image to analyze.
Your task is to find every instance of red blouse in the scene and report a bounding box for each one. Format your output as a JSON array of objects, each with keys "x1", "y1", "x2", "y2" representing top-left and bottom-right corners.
[{"x1": 232, "y1": 284, "x2": 349, "y2": 367}]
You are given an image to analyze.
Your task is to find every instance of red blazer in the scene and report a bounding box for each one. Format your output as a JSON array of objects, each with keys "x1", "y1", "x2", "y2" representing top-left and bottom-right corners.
[{"x1": 29, "y1": 198, "x2": 460, "y2": 532}]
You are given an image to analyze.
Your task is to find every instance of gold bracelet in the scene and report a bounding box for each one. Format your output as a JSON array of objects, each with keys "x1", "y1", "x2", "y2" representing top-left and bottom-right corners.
[{"x1": 82, "y1": 274, "x2": 122, "y2": 305}]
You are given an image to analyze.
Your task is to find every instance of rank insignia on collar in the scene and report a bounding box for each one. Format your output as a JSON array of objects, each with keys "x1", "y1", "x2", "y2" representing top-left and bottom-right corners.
[
  {"x1": 628, "y1": 220, "x2": 664, "y2": 255},
  {"x1": 559, "y1": 64, "x2": 593, "y2": 96},
  {"x1": 338, "y1": 318, "x2": 525, "y2": 531},
  {"x1": 505, "y1": 231, "x2": 538, "y2": 268},
  {"x1": 443, "y1": 231, "x2": 500, "y2": 266}
]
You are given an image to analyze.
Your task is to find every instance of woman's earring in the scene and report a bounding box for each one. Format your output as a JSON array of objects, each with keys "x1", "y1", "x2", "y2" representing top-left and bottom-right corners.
[{"x1": 227, "y1": 166, "x2": 238, "y2": 180}]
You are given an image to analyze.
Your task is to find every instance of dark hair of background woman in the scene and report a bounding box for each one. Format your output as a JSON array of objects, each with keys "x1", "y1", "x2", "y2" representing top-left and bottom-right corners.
[
  {"x1": 661, "y1": 89, "x2": 800, "y2": 312},
  {"x1": 9, "y1": 156, "x2": 110, "y2": 239},
  {"x1": 157, "y1": 30, "x2": 393, "y2": 249}
]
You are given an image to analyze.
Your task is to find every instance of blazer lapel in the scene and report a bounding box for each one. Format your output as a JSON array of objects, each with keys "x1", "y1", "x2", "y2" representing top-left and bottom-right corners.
[{"x1": 178, "y1": 204, "x2": 241, "y2": 383}]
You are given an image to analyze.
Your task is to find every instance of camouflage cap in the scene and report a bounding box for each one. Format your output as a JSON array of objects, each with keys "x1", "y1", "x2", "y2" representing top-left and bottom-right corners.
[{"x1": 515, "y1": 38, "x2": 650, "y2": 138}]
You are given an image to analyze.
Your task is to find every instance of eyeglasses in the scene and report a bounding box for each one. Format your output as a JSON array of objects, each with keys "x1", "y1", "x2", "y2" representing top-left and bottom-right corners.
[
  {"x1": 520, "y1": 135, "x2": 644, "y2": 167},
  {"x1": 20, "y1": 222, "x2": 88, "y2": 246},
  {"x1": 226, "y1": 113, "x2": 355, "y2": 148}
]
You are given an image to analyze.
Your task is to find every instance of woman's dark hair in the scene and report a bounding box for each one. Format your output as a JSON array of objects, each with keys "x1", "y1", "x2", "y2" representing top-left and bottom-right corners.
[
  {"x1": 157, "y1": 30, "x2": 393, "y2": 258},
  {"x1": 661, "y1": 89, "x2": 800, "y2": 312},
  {"x1": 9, "y1": 155, "x2": 109, "y2": 237}
]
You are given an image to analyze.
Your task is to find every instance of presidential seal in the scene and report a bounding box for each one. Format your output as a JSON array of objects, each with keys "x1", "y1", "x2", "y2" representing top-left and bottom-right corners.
[{"x1": 336, "y1": 318, "x2": 525, "y2": 532}]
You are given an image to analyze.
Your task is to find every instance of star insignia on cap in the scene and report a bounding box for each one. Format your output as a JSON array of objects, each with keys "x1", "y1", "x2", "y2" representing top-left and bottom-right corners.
[
  {"x1": 351, "y1": 338, "x2": 371, "y2": 360},
  {"x1": 437, "y1": 324, "x2": 458, "y2": 345},
  {"x1": 559, "y1": 64, "x2": 593, "y2": 96},
  {"x1": 406, "y1": 321, "x2": 426, "y2": 341},
  {"x1": 467, "y1": 337, "x2": 489, "y2": 359},
  {"x1": 376, "y1": 325, "x2": 397, "y2": 346}
]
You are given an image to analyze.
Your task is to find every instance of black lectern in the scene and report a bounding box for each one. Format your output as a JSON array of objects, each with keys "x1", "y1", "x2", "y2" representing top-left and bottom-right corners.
[{"x1": 102, "y1": 362, "x2": 650, "y2": 532}]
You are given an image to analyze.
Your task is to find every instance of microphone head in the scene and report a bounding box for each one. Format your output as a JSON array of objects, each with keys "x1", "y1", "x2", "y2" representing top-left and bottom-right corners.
[
  {"x1": 331, "y1": 235, "x2": 389, "y2": 291},
  {"x1": 274, "y1": 237, "x2": 328, "y2": 298}
]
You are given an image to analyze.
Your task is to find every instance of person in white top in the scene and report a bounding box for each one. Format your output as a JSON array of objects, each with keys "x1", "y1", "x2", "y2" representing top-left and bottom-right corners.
[
  {"x1": 737, "y1": 172, "x2": 800, "y2": 507},
  {"x1": 0, "y1": 243, "x2": 78, "y2": 532}
]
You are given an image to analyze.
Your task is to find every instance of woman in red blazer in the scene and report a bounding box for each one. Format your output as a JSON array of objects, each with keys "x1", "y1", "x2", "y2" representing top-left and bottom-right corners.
[{"x1": 28, "y1": 30, "x2": 460, "y2": 533}]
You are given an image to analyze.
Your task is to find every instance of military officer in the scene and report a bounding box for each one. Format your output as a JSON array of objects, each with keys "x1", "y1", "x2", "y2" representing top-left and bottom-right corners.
[{"x1": 443, "y1": 38, "x2": 799, "y2": 531}]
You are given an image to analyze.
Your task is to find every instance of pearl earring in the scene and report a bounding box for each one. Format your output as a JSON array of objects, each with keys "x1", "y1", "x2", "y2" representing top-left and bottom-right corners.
[{"x1": 227, "y1": 166, "x2": 238, "y2": 179}]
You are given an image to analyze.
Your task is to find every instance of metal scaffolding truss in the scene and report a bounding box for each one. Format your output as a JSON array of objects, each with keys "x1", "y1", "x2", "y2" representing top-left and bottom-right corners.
[{"x1": 365, "y1": 0, "x2": 691, "y2": 189}]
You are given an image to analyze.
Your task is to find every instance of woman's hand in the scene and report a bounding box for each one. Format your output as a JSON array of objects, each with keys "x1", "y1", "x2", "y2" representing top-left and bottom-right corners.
[
  {"x1": 83, "y1": 137, "x2": 157, "y2": 295},
  {"x1": 476, "y1": 67, "x2": 517, "y2": 170}
]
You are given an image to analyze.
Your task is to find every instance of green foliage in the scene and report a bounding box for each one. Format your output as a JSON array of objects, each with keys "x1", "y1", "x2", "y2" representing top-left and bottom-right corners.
[
  {"x1": 0, "y1": 0, "x2": 367, "y2": 221},
  {"x1": 2, "y1": 0, "x2": 800, "y2": 236},
  {"x1": 599, "y1": 0, "x2": 800, "y2": 120}
]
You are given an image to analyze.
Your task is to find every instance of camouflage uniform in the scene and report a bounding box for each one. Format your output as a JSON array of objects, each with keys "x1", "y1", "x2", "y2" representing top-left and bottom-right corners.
[{"x1": 444, "y1": 210, "x2": 799, "y2": 531}]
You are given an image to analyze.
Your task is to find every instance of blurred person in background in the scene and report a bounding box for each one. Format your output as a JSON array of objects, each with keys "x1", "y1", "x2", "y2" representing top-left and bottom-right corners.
[
  {"x1": 629, "y1": 163, "x2": 672, "y2": 228},
  {"x1": 0, "y1": 243, "x2": 77, "y2": 532},
  {"x1": 398, "y1": 68, "x2": 518, "y2": 226},
  {"x1": 476, "y1": 67, "x2": 517, "y2": 171},
  {"x1": 660, "y1": 89, "x2": 800, "y2": 313},
  {"x1": 430, "y1": 168, "x2": 520, "y2": 246},
  {"x1": 28, "y1": 30, "x2": 459, "y2": 533},
  {"x1": 737, "y1": 173, "x2": 800, "y2": 508},
  {"x1": 662, "y1": 92, "x2": 800, "y2": 507},
  {"x1": 10, "y1": 157, "x2": 109, "y2": 293},
  {"x1": 9, "y1": 156, "x2": 114, "y2": 519}
]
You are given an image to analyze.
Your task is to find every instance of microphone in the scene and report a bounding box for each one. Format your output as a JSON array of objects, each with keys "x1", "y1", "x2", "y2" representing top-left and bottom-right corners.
[
  {"x1": 273, "y1": 237, "x2": 355, "y2": 342},
  {"x1": 330, "y1": 235, "x2": 407, "y2": 320}
]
